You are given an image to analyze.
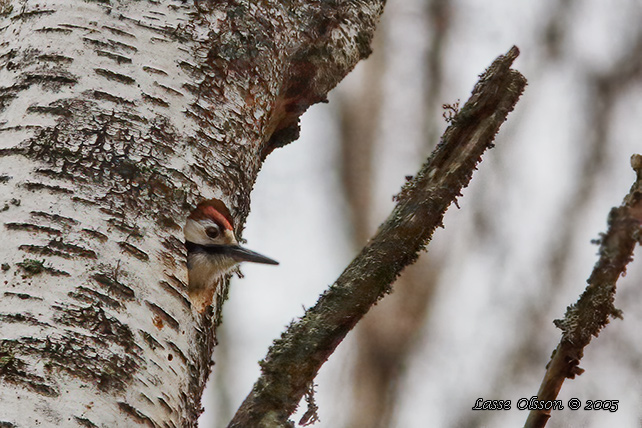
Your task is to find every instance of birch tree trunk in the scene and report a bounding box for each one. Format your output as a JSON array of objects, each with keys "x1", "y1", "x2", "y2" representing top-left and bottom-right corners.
[{"x1": 0, "y1": 1, "x2": 382, "y2": 426}]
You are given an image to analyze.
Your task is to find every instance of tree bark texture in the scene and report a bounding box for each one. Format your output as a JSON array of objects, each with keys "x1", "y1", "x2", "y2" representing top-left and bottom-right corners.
[
  {"x1": 524, "y1": 155, "x2": 642, "y2": 428},
  {"x1": 229, "y1": 46, "x2": 526, "y2": 428},
  {"x1": 0, "y1": 0, "x2": 383, "y2": 426}
]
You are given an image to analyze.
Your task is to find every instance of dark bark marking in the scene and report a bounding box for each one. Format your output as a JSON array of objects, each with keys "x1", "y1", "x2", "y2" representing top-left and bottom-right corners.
[
  {"x1": 48, "y1": 303, "x2": 142, "y2": 391},
  {"x1": 27, "y1": 104, "x2": 73, "y2": 116},
  {"x1": 9, "y1": 102, "x2": 196, "y2": 229},
  {"x1": 118, "y1": 241, "x2": 150, "y2": 261},
  {"x1": 0, "y1": 94, "x2": 15, "y2": 112},
  {"x1": 154, "y1": 82, "x2": 183, "y2": 97},
  {"x1": 119, "y1": 16, "x2": 169, "y2": 37},
  {"x1": 180, "y1": 82, "x2": 199, "y2": 95},
  {"x1": 0, "y1": 345, "x2": 59, "y2": 397},
  {"x1": 11, "y1": 9, "x2": 56, "y2": 21},
  {"x1": 59, "y1": 23, "x2": 97, "y2": 32},
  {"x1": 94, "y1": 68, "x2": 136, "y2": 85},
  {"x1": 146, "y1": 300, "x2": 180, "y2": 331},
  {"x1": 102, "y1": 25, "x2": 136, "y2": 39},
  {"x1": 142, "y1": 92, "x2": 170, "y2": 108},
  {"x1": 140, "y1": 392, "x2": 154, "y2": 405},
  {"x1": 16, "y1": 258, "x2": 69, "y2": 277},
  {"x1": 177, "y1": 60, "x2": 198, "y2": 76},
  {"x1": 107, "y1": 39, "x2": 138, "y2": 52},
  {"x1": 35, "y1": 168, "x2": 87, "y2": 183},
  {"x1": 0, "y1": 312, "x2": 49, "y2": 327},
  {"x1": 69, "y1": 286, "x2": 123, "y2": 310},
  {"x1": 163, "y1": 273, "x2": 187, "y2": 290},
  {"x1": 139, "y1": 329, "x2": 165, "y2": 351},
  {"x1": 22, "y1": 182, "x2": 73, "y2": 194},
  {"x1": 72, "y1": 196, "x2": 99, "y2": 206},
  {"x1": 92, "y1": 272, "x2": 136, "y2": 300},
  {"x1": 149, "y1": 36, "x2": 170, "y2": 44},
  {"x1": 23, "y1": 71, "x2": 78, "y2": 87},
  {"x1": 83, "y1": 37, "x2": 137, "y2": 54},
  {"x1": 117, "y1": 402, "x2": 155, "y2": 427},
  {"x1": 0, "y1": 196, "x2": 19, "y2": 211},
  {"x1": 90, "y1": 90, "x2": 136, "y2": 105},
  {"x1": 108, "y1": 218, "x2": 143, "y2": 236},
  {"x1": 38, "y1": 54, "x2": 74, "y2": 64},
  {"x1": 81, "y1": 228, "x2": 109, "y2": 242},
  {"x1": 5, "y1": 222, "x2": 62, "y2": 236},
  {"x1": 34, "y1": 27, "x2": 72, "y2": 34},
  {"x1": 74, "y1": 416, "x2": 98, "y2": 427},
  {"x1": 158, "y1": 280, "x2": 191, "y2": 311},
  {"x1": 49, "y1": 239, "x2": 97, "y2": 258},
  {"x1": 161, "y1": 236, "x2": 185, "y2": 257},
  {"x1": 96, "y1": 50, "x2": 132, "y2": 64},
  {"x1": 54, "y1": 304, "x2": 134, "y2": 346},
  {"x1": 4, "y1": 291, "x2": 43, "y2": 301},
  {"x1": 165, "y1": 341, "x2": 187, "y2": 365},
  {"x1": 17, "y1": 244, "x2": 51, "y2": 257},
  {"x1": 142, "y1": 65, "x2": 168, "y2": 76},
  {"x1": 157, "y1": 395, "x2": 175, "y2": 416},
  {"x1": 19, "y1": 244, "x2": 81, "y2": 260},
  {"x1": 30, "y1": 211, "x2": 79, "y2": 226}
]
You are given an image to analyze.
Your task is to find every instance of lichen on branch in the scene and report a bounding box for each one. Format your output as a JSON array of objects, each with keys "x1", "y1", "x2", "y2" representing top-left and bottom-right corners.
[
  {"x1": 228, "y1": 46, "x2": 527, "y2": 427},
  {"x1": 525, "y1": 154, "x2": 642, "y2": 428}
]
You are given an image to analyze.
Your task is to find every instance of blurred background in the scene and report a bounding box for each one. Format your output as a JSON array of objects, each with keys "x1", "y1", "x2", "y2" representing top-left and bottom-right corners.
[{"x1": 201, "y1": 0, "x2": 642, "y2": 426}]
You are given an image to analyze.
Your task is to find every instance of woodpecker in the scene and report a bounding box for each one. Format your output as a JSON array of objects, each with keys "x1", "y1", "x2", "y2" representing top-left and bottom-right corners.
[{"x1": 184, "y1": 198, "x2": 278, "y2": 313}]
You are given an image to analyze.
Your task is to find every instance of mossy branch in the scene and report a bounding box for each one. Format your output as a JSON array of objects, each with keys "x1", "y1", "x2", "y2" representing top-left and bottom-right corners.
[
  {"x1": 524, "y1": 154, "x2": 642, "y2": 428},
  {"x1": 228, "y1": 46, "x2": 527, "y2": 428}
]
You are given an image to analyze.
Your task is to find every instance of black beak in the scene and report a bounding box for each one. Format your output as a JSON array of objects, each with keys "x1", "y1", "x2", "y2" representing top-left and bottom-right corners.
[{"x1": 226, "y1": 246, "x2": 279, "y2": 265}]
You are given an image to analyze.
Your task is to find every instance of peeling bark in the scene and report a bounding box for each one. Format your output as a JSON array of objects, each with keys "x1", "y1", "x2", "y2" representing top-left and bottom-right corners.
[{"x1": 0, "y1": 0, "x2": 383, "y2": 425}]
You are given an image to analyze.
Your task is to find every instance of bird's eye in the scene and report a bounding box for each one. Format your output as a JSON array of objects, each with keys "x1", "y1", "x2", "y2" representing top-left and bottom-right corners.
[{"x1": 205, "y1": 226, "x2": 220, "y2": 239}]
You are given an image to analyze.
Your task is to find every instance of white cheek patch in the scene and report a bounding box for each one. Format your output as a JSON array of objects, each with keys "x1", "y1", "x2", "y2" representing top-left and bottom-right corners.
[
  {"x1": 187, "y1": 252, "x2": 238, "y2": 290},
  {"x1": 184, "y1": 220, "x2": 209, "y2": 245}
]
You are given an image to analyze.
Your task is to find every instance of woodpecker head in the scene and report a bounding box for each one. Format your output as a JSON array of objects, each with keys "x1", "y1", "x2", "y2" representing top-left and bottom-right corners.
[{"x1": 184, "y1": 199, "x2": 278, "y2": 312}]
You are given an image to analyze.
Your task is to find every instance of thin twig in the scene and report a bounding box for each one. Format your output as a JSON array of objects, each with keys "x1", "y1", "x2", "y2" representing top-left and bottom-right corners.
[
  {"x1": 228, "y1": 46, "x2": 526, "y2": 428},
  {"x1": 524, "y1": 154, "x2": 642, "y2": 428}
]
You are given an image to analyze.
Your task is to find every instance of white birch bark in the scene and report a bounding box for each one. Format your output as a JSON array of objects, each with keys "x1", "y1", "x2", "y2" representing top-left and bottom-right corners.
[{"x1": 0, "y1": 0, "x2": 382, "y2": 426}]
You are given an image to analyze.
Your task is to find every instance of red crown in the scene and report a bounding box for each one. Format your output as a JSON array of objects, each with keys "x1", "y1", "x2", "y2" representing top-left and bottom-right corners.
[{"x1": 189, "y1": 199, "x2": 234, "y2": 231}]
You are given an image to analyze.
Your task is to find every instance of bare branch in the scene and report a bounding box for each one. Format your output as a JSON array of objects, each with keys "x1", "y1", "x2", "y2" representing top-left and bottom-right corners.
[
  {"x1": 524, "y1": 154, "x2": 642, "y2": 428},
  {"x1": 228, "y1": 46, "x2": 526, "y2": 428}
]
